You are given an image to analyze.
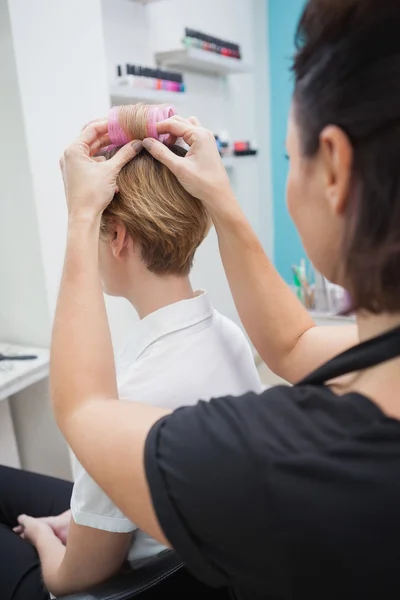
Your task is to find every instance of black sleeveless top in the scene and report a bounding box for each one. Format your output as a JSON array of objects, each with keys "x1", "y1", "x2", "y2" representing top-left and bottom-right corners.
[{"x1": 145, "y1": 326, "x2": 400, "y2": 599}]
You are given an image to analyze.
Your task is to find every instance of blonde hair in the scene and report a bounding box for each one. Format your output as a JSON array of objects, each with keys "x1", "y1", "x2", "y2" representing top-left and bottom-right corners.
[{"x1": 102, "y1": 106, "x2": 210, "y2": 275}]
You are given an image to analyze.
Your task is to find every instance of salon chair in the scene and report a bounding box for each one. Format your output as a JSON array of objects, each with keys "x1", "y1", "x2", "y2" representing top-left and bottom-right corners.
[{"x1": 58, "y1": 550, "x2": 184, "y2": 600}]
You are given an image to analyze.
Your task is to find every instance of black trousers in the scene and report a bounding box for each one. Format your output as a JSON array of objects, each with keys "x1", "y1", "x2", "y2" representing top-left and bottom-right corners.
[
  {"x1": 0, "y1": 466, "x2": 230, "y2": 600},
  {"x1": 0, "y1": 465, "x2": 72, "y2": 600}
]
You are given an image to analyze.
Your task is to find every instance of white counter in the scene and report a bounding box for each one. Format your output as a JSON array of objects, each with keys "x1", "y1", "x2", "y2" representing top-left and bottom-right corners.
[
  {"x1": 309, "y1": 311, "x2": 356, "y2": 328},
  {"x1": 0, "y1": 343, "x2": 50, "y2": 402},
  {"x1": 0, "y1": 343, "x2": 50, "y2": 468}
]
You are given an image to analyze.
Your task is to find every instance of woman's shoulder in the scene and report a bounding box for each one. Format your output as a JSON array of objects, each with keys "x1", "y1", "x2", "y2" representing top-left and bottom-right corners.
[
  {"x1": 144, "y1": 383, "x2": 394, "y2": 592},
  {"x1": 146, "y1": 383, "x2": 386, "y2": 472}
]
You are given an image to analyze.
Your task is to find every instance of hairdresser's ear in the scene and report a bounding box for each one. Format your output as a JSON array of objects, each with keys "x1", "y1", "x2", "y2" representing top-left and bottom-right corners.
[
  {"x1": 110, "y1": 219, "x2": 130, "y2": 259},
  {"x1": 319, "y1": 125, "x2": 353, "y2": 216}
]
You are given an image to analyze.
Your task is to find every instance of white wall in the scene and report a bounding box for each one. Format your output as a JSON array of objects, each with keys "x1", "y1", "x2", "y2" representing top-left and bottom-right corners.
[
  {"x1": 1, "y1": 0, "x2": 114, "y2": 478},
  {"x1": 0, "y1": 0, "x2": 271, "y2": 476},
  {"x1": 101, "y1": 0, "x2": 272, "y2": 328},
  {"x1": 8, "y1": 0, "x2": 111, "y2": 319},
  {"x1": 0, "y1": 0, "x2": 50, "y2": 347}
]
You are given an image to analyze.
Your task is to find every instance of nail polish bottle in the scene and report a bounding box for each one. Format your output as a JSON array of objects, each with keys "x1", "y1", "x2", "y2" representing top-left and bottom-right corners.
[
  {"x1": 161, "y1": 72, "x2": 169, "y2": 91},
  {"x1": 154, "y1": 69, "x2": 162, "y2": 90},
  {"x1": 169, "y1": 73, "x2": 177, "y2": 92},
  {"x1": 175, "y1": 73, "x2": 182, "y2": 92},
  {"x1": 119, "y1": 64, "x2": 133, "y2": 87},
  {"x1": 116, "y1": 65, "x2": 123, "y2": 84},
  {"x1": 209, "y1": 36, "x2": 218, "y2": 55}
]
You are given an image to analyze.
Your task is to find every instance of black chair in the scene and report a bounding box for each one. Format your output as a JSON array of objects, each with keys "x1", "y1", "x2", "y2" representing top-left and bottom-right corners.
[{"x1": 59, "y1": 550, "x2": 184, "y2": 600}]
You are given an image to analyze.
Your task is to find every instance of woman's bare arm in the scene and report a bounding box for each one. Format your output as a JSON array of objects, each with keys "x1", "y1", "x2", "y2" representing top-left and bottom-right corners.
[
  {"x1": 20, "y1": 517, "x2": 132, "y2": 597},
  {"x1": 213, "y1": 203, "x2": 358, "y2": 383},
  {"x1": 51, "y1": 125, "x2": 168, "y2": 542},
  {"x1": 144, "y1": 119, "x2": 359, "y2": 384}
]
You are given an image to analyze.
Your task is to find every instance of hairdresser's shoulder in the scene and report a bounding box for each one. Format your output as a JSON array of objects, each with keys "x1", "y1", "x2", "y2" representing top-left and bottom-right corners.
[
  {"x1": 143, "y1": 383, "x2": 364, "y2": 589},
  {"x1": 145, "y1": 383, "x2": 356, "y2": 468}
]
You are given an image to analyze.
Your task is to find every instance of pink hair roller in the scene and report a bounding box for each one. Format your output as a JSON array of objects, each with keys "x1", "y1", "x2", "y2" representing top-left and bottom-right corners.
[
  {"x1": 158, "y1": 105, "x2": 177, "y2": 146},
  {"x1": 146, "y1": 105, "x2": 176, "y2": 145},
  {"x1": 108, "y1": 106, "x2": 130, "y2": 148},
  {"x1": 106, "y1": 105, "x2": 177, "y2": 149}
]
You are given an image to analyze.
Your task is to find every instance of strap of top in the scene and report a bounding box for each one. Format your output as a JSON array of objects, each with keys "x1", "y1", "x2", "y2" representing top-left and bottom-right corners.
[{"x1": 299, "y1": 325, "x2": 400, "y2": 386}]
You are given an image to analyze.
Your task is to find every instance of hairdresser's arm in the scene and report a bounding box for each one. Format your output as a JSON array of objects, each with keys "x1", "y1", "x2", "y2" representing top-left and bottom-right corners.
[
  {"x1": 143, "y1": 118, "x2": 358, "y2": 383},
  {"x1": 52, "y1": 122, "x2": 169, "y2": 543}
]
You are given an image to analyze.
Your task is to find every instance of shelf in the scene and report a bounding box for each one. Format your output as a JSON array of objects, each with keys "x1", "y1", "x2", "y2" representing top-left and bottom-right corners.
[
  {"x1": 130, "y1": 0, "x2": 168, "y2": 4},
  {"x1": 156, "y1": 47, "x2": 251, "y2": 76},
  {"x1": 222, "y1": 155, "x2": 258, "y2": 170},
  {"x1": 309, "y1": 311, "x2": 355, "y2": 323},
  {"x1": 110, "y1": 86, "x2": 187, "y2": 106}
]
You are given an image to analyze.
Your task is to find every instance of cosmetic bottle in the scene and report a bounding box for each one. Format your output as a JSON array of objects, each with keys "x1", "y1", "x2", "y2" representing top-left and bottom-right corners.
[
  {"x1": 178, "y1": 73, "x2": 185, "y2": 92},
  {"x1": 219, "y1": 130, "x2": 230, "y2": 155},
  {"x1": 116, "y1": 64, "x2": 134, "y2": 86},
  {"x1": 153, "y1": 69, "x2": 162, "y2": 90}
]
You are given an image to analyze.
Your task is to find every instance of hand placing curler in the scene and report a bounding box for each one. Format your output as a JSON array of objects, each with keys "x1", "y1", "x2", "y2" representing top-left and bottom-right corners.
[
  {"x1": 59, "y1": 120, "x2": 143, "y2": 220},
  {"x1": 142, "y1": 115, "x2": 236, "y2": 215}
]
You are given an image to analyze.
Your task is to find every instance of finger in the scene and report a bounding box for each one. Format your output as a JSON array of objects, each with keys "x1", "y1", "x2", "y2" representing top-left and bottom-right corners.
[
  {"x1": 142, "y1": 138, "x2": 183, "y2": 173},
  {"x1": 189, "y1": 116, "x2": 202, "y2": 127},
  {"x1": 13, "y1": 526, "x2": 23, "y2": 533},
  {"x1": 93, "y1": 155, "x2": 107, "y2": 163},
  {"x1": 78, "y1": 121, "x2": 108, "y2": 146},
  {"x1": 37, "y1": 516, "x2": 53, "y2": 524},
  {"x1": 18, "y1": 514, "x2": 27, "y2": 526},
  {"x1": 156, "y1": 117, "x2": 198, "y2": 144},
  {"x1": 108, "y1": 140, "x2": 143, "y2": 171},
  {"x1": 81, "y1": 117, "x2": 107, "y2": 131},
  {"x1": 89, "y1": 134, "x2": 111, "y2": 155},
  {"x1": 157, "y1": 117, "x2": 206, "y2": 147}
]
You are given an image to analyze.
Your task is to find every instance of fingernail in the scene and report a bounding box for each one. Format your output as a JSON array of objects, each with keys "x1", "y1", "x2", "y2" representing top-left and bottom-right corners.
[
  {"x1": 142, "y1": 138, "x2": 153, "y2": 150},
  {"x1": 131, "y1": 141, "x2": 143, "y2": 152}
]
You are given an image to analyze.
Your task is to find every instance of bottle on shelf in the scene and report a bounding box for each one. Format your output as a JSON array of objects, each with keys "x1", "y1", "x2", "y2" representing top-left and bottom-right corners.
[
  {"x1": 115, "y1": 64, "x2": 185, "y2": 93},
  {"x1": 182, "y1": 28, "x2": 242, "y2": 60}
]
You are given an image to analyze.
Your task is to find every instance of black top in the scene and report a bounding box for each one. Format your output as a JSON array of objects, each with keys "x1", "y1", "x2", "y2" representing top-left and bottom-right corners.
[{"x1": 144, "y1": 326, "x2": 400, "y2": 599}]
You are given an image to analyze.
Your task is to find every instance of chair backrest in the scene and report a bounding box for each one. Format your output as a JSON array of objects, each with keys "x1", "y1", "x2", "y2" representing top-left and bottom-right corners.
[{"x1": 58, "y1": 550, "x2": 184, "y2": 600}]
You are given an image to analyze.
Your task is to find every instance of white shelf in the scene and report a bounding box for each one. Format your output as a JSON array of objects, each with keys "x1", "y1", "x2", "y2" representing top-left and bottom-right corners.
[
  {"x1": 0, "y1": 343, "x2": 50, "y2": 402},
  {"x1": 156, "y1": 48, "x2": 251, "y2": 76},
  {"x1": 130, "y1": 0, "x2": 168, "y2": 4},
  {"x1": 110, "y1": 86, "x2": 187, "y2": 106},
  {"x1": 222, "y1": 155, "x2": 258, "y2": 170},
  {"x1": 309, "y1": 311, "x2": 355, "y2": 324}
]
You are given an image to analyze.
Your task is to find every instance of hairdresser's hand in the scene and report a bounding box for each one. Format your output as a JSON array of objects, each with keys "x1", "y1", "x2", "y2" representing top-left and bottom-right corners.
[
  {"x1": 143, "y1": 116, "x2": 236, "y2": 215},
  {"x1": 60, "y1": 120, "x2": 142, "y2": 220}
]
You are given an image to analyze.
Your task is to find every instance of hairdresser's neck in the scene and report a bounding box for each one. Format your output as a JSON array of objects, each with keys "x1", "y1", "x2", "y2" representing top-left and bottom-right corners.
[
  {"x1": 356, "y1": 311, "x2": 400, "y2": 342},
  {"x1": 126, "y1": 272, "x2": 194, "y2": 319}
]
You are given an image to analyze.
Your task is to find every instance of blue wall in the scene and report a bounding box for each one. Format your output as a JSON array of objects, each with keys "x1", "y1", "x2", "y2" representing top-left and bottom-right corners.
[{"x1": 268, "y1": 0, "x2": 305, "y2": 282}]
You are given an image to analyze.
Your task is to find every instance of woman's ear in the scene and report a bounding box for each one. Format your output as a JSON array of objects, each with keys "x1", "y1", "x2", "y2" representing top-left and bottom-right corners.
[
  {"x1": 110, "y1": 218, "x2": 130, "y2": 259},
  {"x1": 319, "y1": 125, "x2": 353, "y2": 216}
]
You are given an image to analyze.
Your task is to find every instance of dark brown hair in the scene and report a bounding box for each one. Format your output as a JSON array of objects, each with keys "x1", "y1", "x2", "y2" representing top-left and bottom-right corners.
[
  {"x1": 102, "y1": 144, "x2": 210, "y2": 276},
  {"x1": 293, "y1": 0, "x2": 400, "y2": 312}
]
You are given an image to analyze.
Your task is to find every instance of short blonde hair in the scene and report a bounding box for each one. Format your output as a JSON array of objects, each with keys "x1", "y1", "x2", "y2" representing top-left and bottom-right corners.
[{"x1": 102, "y1": 145, "x2": 210, "y2": 275}]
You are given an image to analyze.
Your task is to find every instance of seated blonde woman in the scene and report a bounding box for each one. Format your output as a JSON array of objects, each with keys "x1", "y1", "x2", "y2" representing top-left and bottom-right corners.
[{"x1": 0, "y1": 105, "x2": 262, "y2": 600}]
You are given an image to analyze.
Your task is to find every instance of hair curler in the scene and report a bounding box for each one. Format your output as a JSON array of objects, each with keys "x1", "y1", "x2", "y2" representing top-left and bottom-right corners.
[{"x1": 107, "y1": 105, "x2": 177, "y2": 150}]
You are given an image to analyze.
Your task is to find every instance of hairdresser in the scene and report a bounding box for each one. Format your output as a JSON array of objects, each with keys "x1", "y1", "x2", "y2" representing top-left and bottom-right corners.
[{"x1": 51, "y1": 1, "x2": 400, "y2": 598}]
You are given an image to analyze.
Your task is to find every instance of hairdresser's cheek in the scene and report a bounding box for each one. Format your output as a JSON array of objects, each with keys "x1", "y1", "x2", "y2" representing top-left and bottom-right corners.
[{"x1": 286, "y1": 166, "x2": 300, "y2": 223}]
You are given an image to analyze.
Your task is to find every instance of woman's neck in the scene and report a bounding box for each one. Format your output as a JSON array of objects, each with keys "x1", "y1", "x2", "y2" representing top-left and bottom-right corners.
[
  {"x1": 337, "y1": 310, "x2": 400, "y2": 419},
  {"x1": 125, "y1": 272, "x2": 194, "y2": 319},
  {"x1": 356, "y1": 311, "x2": 400, "y2": 342}
]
